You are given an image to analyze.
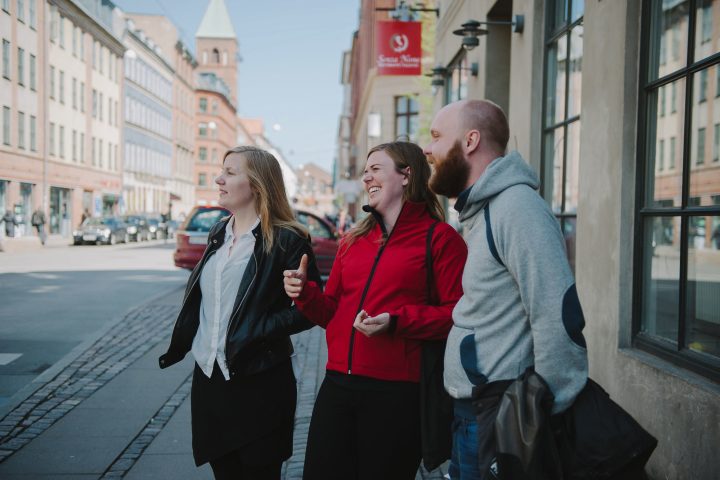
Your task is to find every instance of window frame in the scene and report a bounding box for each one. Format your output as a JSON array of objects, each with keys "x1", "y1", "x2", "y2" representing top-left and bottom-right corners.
[
  {"x1": 540, "y1": 0, "x2": 585, "y2": 270},
  {"x1": 393, "y1": 95, "x2": 419, "y2": 142},
  {"x1": 633, "y1": 0, "x2": 720, "y2": 381}
]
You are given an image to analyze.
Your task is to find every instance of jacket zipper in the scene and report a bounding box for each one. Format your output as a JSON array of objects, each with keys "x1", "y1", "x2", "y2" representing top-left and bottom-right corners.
[{"x1": 347, "y1": 219, "x2": 397, "y2": 374}]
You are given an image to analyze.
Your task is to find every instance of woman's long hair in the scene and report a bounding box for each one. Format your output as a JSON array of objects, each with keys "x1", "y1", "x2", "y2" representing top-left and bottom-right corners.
[
  {"x1": 345, "y1": 142, "x2": 445, "y2": 246},
  {"x1": 223, "y1": 146, "x2": 306, "y2": 252}
]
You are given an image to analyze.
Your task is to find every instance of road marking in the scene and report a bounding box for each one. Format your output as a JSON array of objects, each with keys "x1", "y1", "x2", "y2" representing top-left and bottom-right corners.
[{"x1": 0, "y1": 353, "x2": 22, "y2": 365}]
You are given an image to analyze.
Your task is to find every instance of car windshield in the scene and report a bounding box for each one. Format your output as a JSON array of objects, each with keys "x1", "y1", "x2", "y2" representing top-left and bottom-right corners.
[
  {"x1": 185, "y1": 208, "x2": 228, "y2": 232},
  {"x1": 124, "y1": 216, "x2": 143, "y2": 225},
  {"x1": 84, "y1": 218, "x2": 107, "y2": 227},
  {"x1": 147, "y1": 218, "x2": 160, "y2": 226}
]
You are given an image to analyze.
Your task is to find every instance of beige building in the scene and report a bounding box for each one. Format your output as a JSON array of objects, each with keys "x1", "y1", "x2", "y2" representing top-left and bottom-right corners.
[
  {"x1": 126, "y1": 13, "x2": 196, "y2": 220},
  {"x1": 295, "y1": 162, "x2": 334, "y2": 215},
  {"x1": 340, "y1": 0, "x2": 436, "y2": 219},
  {"x1": 429, "y1": 0, "x2": 720, "y2": 478},
  {"x1": 0, "y1": 0, "x2": 124, "y2": 238}
]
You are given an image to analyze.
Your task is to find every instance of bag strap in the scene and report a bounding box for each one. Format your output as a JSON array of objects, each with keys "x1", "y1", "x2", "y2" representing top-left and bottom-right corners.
[{"x1": 425, "y1": 221, "x2": 439, "y2": 306}]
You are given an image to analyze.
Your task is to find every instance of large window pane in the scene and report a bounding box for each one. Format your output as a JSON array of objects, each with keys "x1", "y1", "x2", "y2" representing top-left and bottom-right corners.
[
  {"x1": 564, "y1": 120, "x2": 581, "y2": 213},
  {"x1": 690, "y1": 65, "x2": 720, "y2": 200},
  {"x1": 686, "y1": 214, "x2": 720, "y2": 357},
  {"x1": 695, "y1": 0, "x2": 716, "y2": 61},
  {"x1": 548, "y1": 0, "x2": 568, "y2": 34},
  {"x1": 642, "y1": 216, "x2": 681, "y2": 345},
  {"x1": 567, "y1": 26, "x2": 583, "y2": 119},
  {"x1": 544, "y1": 127, "x2": 564, "y2": 214},
  {"x1": 647, "y1": 0, "x2": 689, "y2": 82},
  {"x1": 545, "y1": 34, "x2": 568, "y2": 126},
  {"x1": 570, "y1": 0, "x2": 584, "y2": 23},
  {"x1": 646, "y1": 78, "x2": 686, "y2": 207}
]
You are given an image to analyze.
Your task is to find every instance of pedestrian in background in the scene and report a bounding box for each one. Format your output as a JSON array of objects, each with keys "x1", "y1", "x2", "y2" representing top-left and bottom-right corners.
[
  {"x1": 31, "y1": 208, "x2": 47, "y2": 245},
  {"x1": 284, "y1": 141, "x2": 467, "y2": 479},
  {"x1": 3, "y1": 209, "x2": 17, "y2": 238},
  {"x1": 424, "y1": 99, "x2": 588, "y2": 480},
  {"x1": 159, "y1": 146, "x2": 321, "y2": 480}
]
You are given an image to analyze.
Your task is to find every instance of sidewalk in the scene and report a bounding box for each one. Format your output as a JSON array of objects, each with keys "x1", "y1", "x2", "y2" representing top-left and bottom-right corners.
[
  {"x1": 0, "y1": 234, "x2": 69, "y2": 253},
  {"x1": 0, "y1": 287, "x2": 448, "y2": 479}
]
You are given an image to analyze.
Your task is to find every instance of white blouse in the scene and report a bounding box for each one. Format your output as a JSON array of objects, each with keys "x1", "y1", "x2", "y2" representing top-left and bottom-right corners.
[{"x1": 192, "y1": 216, "x2": 260, "y2": 380}]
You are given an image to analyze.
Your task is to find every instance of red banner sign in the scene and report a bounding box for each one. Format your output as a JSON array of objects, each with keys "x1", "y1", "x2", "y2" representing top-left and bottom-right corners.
[{"x1": 376, "y1": 21, "x2": 422, "y2": 76}]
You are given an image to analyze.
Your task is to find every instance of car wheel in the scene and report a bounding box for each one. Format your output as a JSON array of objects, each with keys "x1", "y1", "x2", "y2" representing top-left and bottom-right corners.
[
  {"x1": 108, "y1": 234, "x2": 115, "y2": 246},
  {"x1": 124, "y1": 233, "x2": 130, "y2": 243}
]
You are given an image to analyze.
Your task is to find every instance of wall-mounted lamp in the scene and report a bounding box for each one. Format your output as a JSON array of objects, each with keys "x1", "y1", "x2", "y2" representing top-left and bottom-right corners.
[
  {"x1": 425, "y1": 62, "x2": 479, "y2": 88},
  {"x1": 453, "y1": 15, "x2": 525, "y2": 50}
]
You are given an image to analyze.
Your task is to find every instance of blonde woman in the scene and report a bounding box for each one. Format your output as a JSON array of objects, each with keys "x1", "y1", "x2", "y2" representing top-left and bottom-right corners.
[{"x1": 160, "y1": 146, "x2": 320, "y2": 479}]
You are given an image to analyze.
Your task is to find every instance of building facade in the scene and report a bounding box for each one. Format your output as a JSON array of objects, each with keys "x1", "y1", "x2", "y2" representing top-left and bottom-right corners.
[
  {"x1": 193, "y1": 0, "x2": 238, "y2": 205},
  {"x1": 121, "y1": 19, "x2": 173, "y2": 216},
  {"x1": 428, "y1": 0, "x2": 719, "y2": 478},
  {"x1": 0, "y1": 0, "x2": 124, "y2": 237},
  {"x1": 126, "y1": 13, "x2": 197, "y2": 220}
]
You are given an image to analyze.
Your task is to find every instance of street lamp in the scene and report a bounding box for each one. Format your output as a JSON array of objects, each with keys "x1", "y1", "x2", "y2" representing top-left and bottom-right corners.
[{"x1": 453, "y1": 15, "x2": 525, "y2": 51}]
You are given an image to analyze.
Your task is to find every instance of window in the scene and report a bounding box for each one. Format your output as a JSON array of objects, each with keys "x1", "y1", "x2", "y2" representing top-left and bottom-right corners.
[
  {"x1": 59, "y1": 15, "x2": 64, "y2": 48},
  {"x1": 699, "y1": 68, "x2": 708, "y2": 102},
  {"x1": 72, "y1": 129, "x2": 76, "y2": 161},
  {"x1": 99, "y1": 45, "x2": 103, "y2": 74},
  {"x1": 394, "y1": 95, "x2": 419, "y2": 142},
  {"x1": 108, "y1": 97, "x2": 112, "y2": 125},
  {"x1": 80, "y1": 82, "x2": 84, "y2": 112},
  {"x1": 49, "y1": 6, "x2": 57, "y2": 41},
  {"x1": 29, "y1": 53, "x2": 35, "y2": 90},
  {"x1": 696, "y1": 127, "x2": 706, "y2": 165},
  {"x1": 17, "y1": 0, "x2": 23, "y2": 22},
  {"x1": 28, "y1": 0, "x2": 34, "y2": 28},
  {"x1": 212, "y1": 48, "x2": 220, "y2": 63},
  {"x1": 72, "y1": 25, "x2": 76, "y2": 56},
  {"x1": 92, "y1": 41, "x2": 96, "y2": 68},
  {"x1": 91, "y1": 137, "x2": 95, "y2": 165},
  {"x1": 59, "y1": 70, "x2": 64, "y2": 104},
  {"x1": 637, "y1": 0, "x2": 720, "y2": 380},
  {"x1": 49, "y1": 122, "x2": 55, "y2": 155},
  {"x1": 72, "y1": 78, "x2": 76, "y2": 109},
  {"x1": 198, "y1": 173, "x2": 207, "y2": 186},
  {"x1": 17, "y1": 47, "x2": 23, "y2": 86},
  {"x1": 199, "y1": 97, "x2": 208, "y2": 112},
  {"x1": 198, "y1": 122, "x2": 208, "y2": 137},
  {"x1": 658, "y1": 139, "x2": 665, "y2": 171},
  {"x1": 49, "y1": 66, "x2": 55, "y2": 99},
  {"x1": 99, "y1": 92, "x2": 103, "y2": 121},
  {"x1": 211, "y1": 100, "x2": 218, "y2": 114},
  {"x1": 2, "y1": 39, "x2": 10, "y2": 79},
  {"x1": 199, "y1": 147, "x2": 207, "y2": 162},
  {"x1": 79, "y1": 30, "x2": 84, "y2": 61},
  {"x1": 2, "y1": 106, "x2": 9, "y2": 145},
  {"x1": 17, "y1": 111, "x2": 24, "y2": 149},
  {"x1": 92, "y1": 89, "x2": 97, "y2": 118},
  {"x1": 542, "y1": 0, "x2": 584, "y2": 270},
  {"x1": 80, "y1": 132, "x2": 84, "y2": 162},
  {"x1": 701, "y1": 3, "x2": 712, "y2": 43},
  {"x1": 714, "y1": 124, "x2": 720, "y2": 162},
  {"x1": 29, "y1": 114, "x2": 35, "y2": 151},
  {"x1": 660, "y1": 85, "x2": 666, "y2": 116},
  {"x1": 2, "y1": 0, "x2": 8, "y2": 13},
  {"x1": 445, "y1": 51, "x2": 470, "y2": 104},
  {"x1": 211, "y1": 148, "x2": 218, "y2": 163},
  {"x1": 59, "y1": 125, "x2": 64, "y2": 158}
]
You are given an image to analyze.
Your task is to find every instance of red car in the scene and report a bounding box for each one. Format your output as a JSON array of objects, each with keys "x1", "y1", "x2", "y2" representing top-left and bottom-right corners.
[{"x1": 174, "y1": 205, "x2": 338, "y2": 277}]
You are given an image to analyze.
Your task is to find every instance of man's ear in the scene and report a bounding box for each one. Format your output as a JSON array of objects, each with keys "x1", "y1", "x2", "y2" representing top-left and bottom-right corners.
[{"x1": 464, "y1": 130, "x2": 481, "y2": 155}]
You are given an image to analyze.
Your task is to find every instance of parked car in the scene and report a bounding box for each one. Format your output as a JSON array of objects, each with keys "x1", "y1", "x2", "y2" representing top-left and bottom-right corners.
[
  {"x1": 123, "y1": 215, "x2": 151, "y2": 242},
  {"x1": 146, "y1": 216, "x2": 164, "y2": 240},
  {"x1": 174, "y1": 205, "x2": 339, "y2": 276},
  {"x1": 73, "y1": 216, "x2": 129, "y2": 245}
]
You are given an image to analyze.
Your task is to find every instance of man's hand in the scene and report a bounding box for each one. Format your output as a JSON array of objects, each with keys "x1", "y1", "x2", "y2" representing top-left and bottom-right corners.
[
  {"x1": 283, "y1": 254, "x2": 308, "y2": 299},
  {"x1": 353, "y1": 310, "x2": 391, "y2": 337}
]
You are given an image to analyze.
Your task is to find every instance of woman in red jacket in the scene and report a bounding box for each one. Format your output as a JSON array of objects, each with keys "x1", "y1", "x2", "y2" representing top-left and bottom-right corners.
[{"x1": 284, "y1": 141, "x2": 467, "y2": 479}]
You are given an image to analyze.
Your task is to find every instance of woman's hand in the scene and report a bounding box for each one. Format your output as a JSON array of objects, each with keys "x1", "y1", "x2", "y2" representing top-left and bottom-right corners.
[
  {"x1": 283, "y1": 254, "x2": 308, "y2": 299},
  {"x1": 353, "y1": 310, "x2": 391, "y2": 337}
]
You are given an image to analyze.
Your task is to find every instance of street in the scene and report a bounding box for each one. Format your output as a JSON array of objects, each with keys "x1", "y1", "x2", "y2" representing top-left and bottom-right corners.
[
  {"x1": 0, "y1": 240, "x2": 188, "y2": 411},
  {"x1": 0, "y1": 242, "x2": 447, "y2": 479}
]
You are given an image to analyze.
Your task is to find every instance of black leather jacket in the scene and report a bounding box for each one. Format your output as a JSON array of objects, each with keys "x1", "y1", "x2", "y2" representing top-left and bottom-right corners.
[{"x1": 159, "y1": 218, "x2": 320, "y2": 377}]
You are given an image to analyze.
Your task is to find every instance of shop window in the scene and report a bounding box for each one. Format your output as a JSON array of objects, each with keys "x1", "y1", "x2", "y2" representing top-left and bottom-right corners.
[
  {"x1": 636, "y1": 0, "x2": 720, "y2": 380},
  {"x1": 542, "y1": 0, "x2": 584, "y2": 270}
]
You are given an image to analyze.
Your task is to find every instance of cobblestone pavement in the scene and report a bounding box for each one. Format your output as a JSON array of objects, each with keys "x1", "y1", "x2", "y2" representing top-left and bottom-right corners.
[
  {"x1": 0, "y1": 290, "x2": 449, "y2": 478},
  {"x1": 0, "y1": 300, "x2": 180, "y2": 464}
]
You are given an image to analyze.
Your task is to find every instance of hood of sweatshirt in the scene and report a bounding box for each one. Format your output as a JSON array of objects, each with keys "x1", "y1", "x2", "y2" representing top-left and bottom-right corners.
[{"x1": 458, "y1": 150, "x2": 540, "y2": 222}]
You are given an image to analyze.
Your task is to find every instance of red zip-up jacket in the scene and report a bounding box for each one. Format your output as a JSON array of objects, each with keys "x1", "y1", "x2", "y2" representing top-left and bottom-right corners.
[{"x1": 295, "y1": 201, "x2": 467, "y2": 383}]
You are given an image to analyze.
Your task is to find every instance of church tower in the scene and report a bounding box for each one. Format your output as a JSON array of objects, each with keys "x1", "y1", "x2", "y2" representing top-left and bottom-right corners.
[{"x1": 195, "y1": 0, "x2": 238, "y2": 105}]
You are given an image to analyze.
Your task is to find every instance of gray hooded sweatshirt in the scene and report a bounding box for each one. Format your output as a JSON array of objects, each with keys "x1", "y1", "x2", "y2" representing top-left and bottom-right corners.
[{"x1": 444, "y1": 151, "x2": 588, "y2": 414}]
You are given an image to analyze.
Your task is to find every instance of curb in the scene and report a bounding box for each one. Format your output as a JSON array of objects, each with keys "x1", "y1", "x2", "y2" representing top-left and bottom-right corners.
[{"x1": 0, "y1": 283, "x2": 186, "y2": 419}]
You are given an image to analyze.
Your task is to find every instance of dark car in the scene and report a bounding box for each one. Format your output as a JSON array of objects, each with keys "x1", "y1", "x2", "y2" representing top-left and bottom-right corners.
[
  {"x1": 123, "y1": 215, "x2": 151, "y2": 242},
  {"x1": 73, "y1": 216, "x2": 129, "y2": 245},
  {"x1": 174, "y1": 206, "x2": 339, "y2": 277},
  {"x1": 146, "y1": 216, "x2": 165, "y2": 240}
]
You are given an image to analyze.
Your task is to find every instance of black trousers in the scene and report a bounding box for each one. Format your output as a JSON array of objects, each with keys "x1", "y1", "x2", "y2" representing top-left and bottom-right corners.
[
  {"x1": 303, "y1": 375, "x2": 421, "y2": 480},
  {"x1": 209, "y1": 450, "x2": 283, "y2": 480}
]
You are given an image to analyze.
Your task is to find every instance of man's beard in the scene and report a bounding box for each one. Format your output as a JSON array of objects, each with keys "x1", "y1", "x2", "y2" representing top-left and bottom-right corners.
[{"x1": 429, "y1": 140, "x2": 470, "y2": 198}]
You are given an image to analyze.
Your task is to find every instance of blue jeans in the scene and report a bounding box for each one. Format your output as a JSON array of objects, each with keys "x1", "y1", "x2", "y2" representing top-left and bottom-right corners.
[{"x1": 448, "y1": 412, "x2": 500, "y2": 480}]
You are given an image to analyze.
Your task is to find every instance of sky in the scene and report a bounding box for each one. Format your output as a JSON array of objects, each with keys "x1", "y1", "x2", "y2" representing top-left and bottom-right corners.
[{"x1": 113, "y1": 0, "x2": 360, "y2": 172}]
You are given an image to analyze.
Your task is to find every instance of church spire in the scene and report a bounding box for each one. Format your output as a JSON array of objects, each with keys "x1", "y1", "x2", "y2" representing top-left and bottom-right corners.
[{"x1": 196, "y1": 0, "x2": 236, "y2": 39}]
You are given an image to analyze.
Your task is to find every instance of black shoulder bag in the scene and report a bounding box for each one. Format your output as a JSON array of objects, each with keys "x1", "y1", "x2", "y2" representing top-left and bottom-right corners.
[{"x1": 419, "y1": 221, "x2": 454, "y2": 471}]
